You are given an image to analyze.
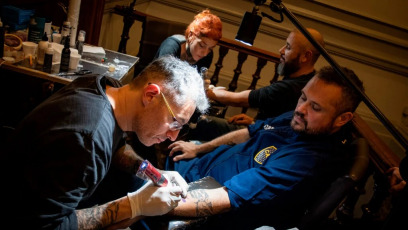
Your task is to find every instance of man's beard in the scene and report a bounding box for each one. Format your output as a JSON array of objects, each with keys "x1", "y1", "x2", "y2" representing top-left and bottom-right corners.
[
  {"x1": 290, "y1": 111, "x2": 334, "y2": 136},
  {"x1": 277, "y1": 55, "x2": 301, "y2": 77}
]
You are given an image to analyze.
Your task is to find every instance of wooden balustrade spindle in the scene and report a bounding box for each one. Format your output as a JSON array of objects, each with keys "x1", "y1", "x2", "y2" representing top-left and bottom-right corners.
[
  {"x1": 228, "y1": 52, "x2": 248, "y2": 92},
  {"x1": 241, "y1": 57, "x2": 267, "y2": 114},
  {"x1": 210, "y1": 46, "x2": 229, "y2": 86},
  {"x1": 248, "y1": 58, "x2": 267, "y2": 90},
  {"x1": 270, "y1": 63, "x2": 280, "y2": 84}
]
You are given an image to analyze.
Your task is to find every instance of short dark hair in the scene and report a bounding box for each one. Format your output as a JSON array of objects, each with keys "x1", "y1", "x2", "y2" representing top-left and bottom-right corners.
[{"x1": 317, "y1": 66, "x2": 364, "y2": 113}]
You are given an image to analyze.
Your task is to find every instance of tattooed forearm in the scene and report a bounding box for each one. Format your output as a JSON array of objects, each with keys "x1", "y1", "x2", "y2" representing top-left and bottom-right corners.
[
  {"x1": 168, "y1": 186, "x2": 231, "y2": 217},
  {"x1": 112, "y1": 144, "x2": 144, "y2": 174},
  {"x1": 190, "y1": 189, "x2": 214, "y2": 217},
  {"x1": 76, "y1": 201, "x2": 120, "y2": 230}
]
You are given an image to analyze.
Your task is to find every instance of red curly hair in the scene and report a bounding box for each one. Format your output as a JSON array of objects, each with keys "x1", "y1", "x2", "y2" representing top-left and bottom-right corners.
[{"x1": 185, "y1": 9, "x2": 222, "y2": 41}]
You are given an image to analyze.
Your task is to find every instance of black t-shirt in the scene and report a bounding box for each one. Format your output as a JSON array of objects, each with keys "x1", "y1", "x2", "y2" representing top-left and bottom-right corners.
[
  {"x1": 248, "y1": 71, "x2": 315, "y2": 120},
  {"x1": 2, "y1": 75, "x2": 125, "y2": 229}
]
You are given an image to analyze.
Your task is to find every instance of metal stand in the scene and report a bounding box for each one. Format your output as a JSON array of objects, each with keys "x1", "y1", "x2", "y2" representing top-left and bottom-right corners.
[{"x1": 118, "y1": 0, "x2": 137, "y2": 54}]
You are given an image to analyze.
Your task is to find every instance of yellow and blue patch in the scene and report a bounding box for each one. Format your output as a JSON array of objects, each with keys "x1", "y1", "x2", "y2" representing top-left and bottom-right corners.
[{"x1": 254, "y1": 146, "x2": 277, "y2": 164}]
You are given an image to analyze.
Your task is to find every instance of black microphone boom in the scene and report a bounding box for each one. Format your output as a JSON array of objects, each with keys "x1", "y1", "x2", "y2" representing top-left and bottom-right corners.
[{"x1": 274, "y1": 1, "x2": 408, "y2": 153}]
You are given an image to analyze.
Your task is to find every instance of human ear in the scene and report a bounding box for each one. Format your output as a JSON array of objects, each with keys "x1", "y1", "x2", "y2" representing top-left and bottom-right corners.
[
  {"x1": 302, "y1": 50, "x2": 313, "y2": 62},
  {"x1": 334, "y1": 112, "x2": 354, "y2": 128},
  {"x1": 142, "y1": 83, "x2": 160, "y2": 106},
  {"x1": 188, "y1": 31, "x2": 195, "y2": 43}
]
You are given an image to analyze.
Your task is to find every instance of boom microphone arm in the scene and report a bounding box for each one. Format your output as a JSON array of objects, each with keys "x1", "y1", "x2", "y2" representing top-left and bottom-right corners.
[{"x1": 269, "y1": 0, "x2": 408, "y2": 155}]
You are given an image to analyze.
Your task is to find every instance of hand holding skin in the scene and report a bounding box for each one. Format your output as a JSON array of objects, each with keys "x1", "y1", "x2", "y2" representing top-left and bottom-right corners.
[
  {"x1": 160, "y1": 170, "x2": 189, "y2": 198},
  {"x1": 387, "y1": 167, "x2": 407, "y2": 196},
  {"x1": 168, "y1": 141, "x2": 200, "y2": 162},
  {"x1": 204, "y1": 79, "x2": 211, "y2": 91},
  {"x1": 127, "y1": 179, "x2": 183, "y2": 218},
  {"x1": 228, "y1": 114, "x2": 254, "y2": 125}
]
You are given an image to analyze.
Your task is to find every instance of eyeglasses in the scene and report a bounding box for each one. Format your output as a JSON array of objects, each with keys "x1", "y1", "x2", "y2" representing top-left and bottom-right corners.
[{"x1": 160, "y1": 92, "x2": 184, "y2": 131}]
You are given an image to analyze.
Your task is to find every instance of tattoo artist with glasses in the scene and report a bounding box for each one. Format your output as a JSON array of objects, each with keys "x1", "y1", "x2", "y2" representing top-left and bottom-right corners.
[{"x1": 1, "y1": 56, "x2": 209, "y2": 230}]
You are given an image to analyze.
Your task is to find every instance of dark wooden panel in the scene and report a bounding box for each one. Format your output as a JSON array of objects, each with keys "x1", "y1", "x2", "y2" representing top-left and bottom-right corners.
[{"x1": 78, "y1": 0, "x2": 105, "y2": 45}]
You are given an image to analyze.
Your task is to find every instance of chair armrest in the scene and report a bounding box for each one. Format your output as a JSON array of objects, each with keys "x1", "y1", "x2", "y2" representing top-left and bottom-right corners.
[{"x1": 348, "y1": 137, "x2": 370, "y2": 181}]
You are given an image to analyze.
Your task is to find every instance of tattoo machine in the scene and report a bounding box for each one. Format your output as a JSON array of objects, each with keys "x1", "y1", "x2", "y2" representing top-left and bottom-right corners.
[{"x1": 136, "y1": 160, "x2": 168, "y2": 187}]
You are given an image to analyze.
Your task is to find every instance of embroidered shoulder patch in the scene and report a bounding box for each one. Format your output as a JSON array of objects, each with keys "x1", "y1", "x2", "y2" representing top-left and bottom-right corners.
[
  {"x1": 254, "y1": 146, "x2": 277, "y2": 164},
  {"x1": 263, "y1": 124, "x2": 274, "y2": 130}
]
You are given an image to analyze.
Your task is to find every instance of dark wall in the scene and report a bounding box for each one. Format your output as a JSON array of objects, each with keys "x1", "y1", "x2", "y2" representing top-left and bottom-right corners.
[
  {"x1": 1, "y1": 0, "x2": 68, "y2": 29},
  {"x1": 1, "y1": 0, "x2": 104, "y2": 45}
]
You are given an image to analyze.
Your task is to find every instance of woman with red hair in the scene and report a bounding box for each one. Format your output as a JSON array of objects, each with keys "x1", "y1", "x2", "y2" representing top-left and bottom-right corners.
[{"x1": 154, "y1": 9, "x2": 222, "y2": 72}]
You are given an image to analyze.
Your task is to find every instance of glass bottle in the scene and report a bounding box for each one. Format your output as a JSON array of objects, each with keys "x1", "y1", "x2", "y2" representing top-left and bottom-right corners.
[{"x1": 59, "y1": 36, "x2": 71, "y2": 73}]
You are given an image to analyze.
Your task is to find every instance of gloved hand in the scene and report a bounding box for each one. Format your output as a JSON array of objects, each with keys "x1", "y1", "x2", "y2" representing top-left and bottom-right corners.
[
  {"x1": 127, "y1": 178, "x2": 183, "y2": 218},
  {"x1": 204, "y1": 79, "x2": 211, "y2": 91},
  {"x1": 160, "y1": 170, "x2": 189, "y2": 198}
]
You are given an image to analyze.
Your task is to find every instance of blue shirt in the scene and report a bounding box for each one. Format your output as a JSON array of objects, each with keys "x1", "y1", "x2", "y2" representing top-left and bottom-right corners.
[{"x1": 172, "y1": 111, "x2": 353, "y2": 229}]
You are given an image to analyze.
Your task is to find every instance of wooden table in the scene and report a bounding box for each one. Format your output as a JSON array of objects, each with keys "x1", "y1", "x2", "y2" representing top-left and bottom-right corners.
[
  {"x1": 0, "y1": 48, "x2": 139, "y2": 85},
  {"x1": 0, "y1": 48, "x2": 139, "y2": 127}
]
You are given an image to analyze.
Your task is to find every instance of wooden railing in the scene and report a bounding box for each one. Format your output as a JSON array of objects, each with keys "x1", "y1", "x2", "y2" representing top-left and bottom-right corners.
[
  {"x1": 208, "y1": 37, "x2": 280, "y2": 117},
  {"x1": 113, "y1": 4, "x2": 280, "y2": 117},
  {"x1": 348, "y1": 114, "x2": 401, "y2": 222},
  {"x1": 212, "y1": 37, "x2": 280, "y2": 88},
  {"x1": 112, "y1": 5, "x2": 402, "y2": 226},
  {"x1": 352, "y1": 114, "x2": 401, "y2": 173},
  {"x1": 113, "y1": 5, "x2": 280, "y2": 93}
]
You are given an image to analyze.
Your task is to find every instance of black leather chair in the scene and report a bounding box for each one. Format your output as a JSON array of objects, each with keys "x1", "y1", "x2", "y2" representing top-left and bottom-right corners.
[
  {"x1": 1, "y1": 125, "x2": 15, "y2": 146},
  {"x1": 297, "y1": 137, "x2": 370, "y2": 230}
]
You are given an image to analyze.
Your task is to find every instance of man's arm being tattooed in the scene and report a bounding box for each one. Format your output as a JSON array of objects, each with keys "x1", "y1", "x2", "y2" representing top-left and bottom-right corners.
[
  {"x1": 194, "y1": 128, "x2": 251, "y2": 155},
  {"x1": 168, "y1": 187, "x2": 231, "y2": 217}
]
